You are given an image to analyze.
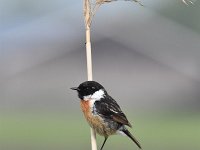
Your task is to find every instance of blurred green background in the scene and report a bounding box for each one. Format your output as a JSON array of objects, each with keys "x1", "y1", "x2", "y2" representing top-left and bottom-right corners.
[
  {"x1": 1, "y1": 0, "x2": 200, "y2": 150},
  {"x1": 1, "y1": 112, "x2": 200, "y2": 150}
]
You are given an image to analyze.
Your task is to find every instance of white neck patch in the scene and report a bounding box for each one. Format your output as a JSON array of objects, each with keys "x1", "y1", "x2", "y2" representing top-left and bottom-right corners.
[{"x1": 83, "y1": 89, "x2": 105, "y2": 101}]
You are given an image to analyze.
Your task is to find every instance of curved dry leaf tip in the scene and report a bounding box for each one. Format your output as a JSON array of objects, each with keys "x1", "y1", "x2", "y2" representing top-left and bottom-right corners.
[{"x1": 182, "y1": 0, "x2": 195, "y2": 5}]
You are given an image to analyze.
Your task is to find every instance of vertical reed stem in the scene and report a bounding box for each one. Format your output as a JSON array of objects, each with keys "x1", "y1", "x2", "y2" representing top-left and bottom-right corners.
[{"x1": 84, "y1": 0, "x2": 97, "y2": 150}]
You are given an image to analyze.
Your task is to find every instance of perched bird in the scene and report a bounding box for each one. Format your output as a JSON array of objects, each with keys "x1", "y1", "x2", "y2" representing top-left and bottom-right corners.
[{"x1": 71, "y1": 81, "x2": 142, "y2": 150}]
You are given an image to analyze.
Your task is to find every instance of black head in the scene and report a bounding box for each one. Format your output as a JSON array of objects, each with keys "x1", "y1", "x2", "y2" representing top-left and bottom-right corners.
[{"x1": 71, "y1": 81, "x2": 105, "y2": 99}]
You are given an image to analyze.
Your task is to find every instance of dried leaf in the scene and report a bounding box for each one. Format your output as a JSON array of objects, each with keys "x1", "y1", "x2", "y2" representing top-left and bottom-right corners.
[{"x1": 182, "y1": 0, "x2": 195, "y2": 5}]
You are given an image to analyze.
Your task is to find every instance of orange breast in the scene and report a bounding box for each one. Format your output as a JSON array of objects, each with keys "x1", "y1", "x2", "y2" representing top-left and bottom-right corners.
[
  {"x1": 80, "y1": 100, "x2": 91, "y2": 117},
  {"x1": 80, "y1": 100, "x2": 108, "y2": 136}
]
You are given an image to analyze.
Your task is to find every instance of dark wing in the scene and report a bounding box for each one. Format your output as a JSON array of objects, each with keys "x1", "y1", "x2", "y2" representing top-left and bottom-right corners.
[{"x1": 94, "y1": 95, "x2": 132, "y2": 127}]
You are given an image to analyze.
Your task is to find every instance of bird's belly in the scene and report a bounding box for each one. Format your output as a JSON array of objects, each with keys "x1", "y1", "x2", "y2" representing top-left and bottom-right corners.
[{"x1": 80, "y1": 100, "x2": 116, "y2": 136}]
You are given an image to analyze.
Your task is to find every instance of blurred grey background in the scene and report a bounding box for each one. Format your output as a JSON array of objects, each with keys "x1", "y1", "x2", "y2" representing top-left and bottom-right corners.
[
  {"x1": 1, "y1": 0, "x2": 200, "y2": 111},
  {"x1": 0, "y1": 0, "x2": 200, "y2": 150}
]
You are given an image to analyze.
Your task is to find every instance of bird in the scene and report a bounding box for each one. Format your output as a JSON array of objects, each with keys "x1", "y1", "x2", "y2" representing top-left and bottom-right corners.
[{"x1": 71, "y1": 81, "x2": 142, "y2": 150}]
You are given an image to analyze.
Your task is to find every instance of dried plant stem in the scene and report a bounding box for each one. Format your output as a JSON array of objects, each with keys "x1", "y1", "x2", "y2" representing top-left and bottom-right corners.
[
  {"x1": 84, "y1": 0, "x2": 97, "y2": 150},
  {"x1": 86, "y1": 27, "x2": 93, "y2": 81}
]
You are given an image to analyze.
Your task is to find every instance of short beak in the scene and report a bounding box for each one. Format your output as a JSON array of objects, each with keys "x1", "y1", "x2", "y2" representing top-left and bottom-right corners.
[{"x1": 70, "y1": 87, "x2": 79, "y2": 91}]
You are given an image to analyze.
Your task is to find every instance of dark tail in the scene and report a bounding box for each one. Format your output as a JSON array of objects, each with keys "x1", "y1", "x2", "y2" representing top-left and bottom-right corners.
[{"x1": 122, "y1": 129, "x2": 142, "y2": 149}]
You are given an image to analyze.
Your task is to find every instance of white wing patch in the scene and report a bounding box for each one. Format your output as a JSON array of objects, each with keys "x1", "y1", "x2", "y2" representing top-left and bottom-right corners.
[{"x1": 110, "y1": 109, "x2": 118, "y2": 114}]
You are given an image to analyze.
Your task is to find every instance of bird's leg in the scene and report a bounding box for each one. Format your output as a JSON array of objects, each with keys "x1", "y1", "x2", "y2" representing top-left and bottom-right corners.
[{"x1": 100, "y1": 137, "x2": 108, "y2": 150}]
